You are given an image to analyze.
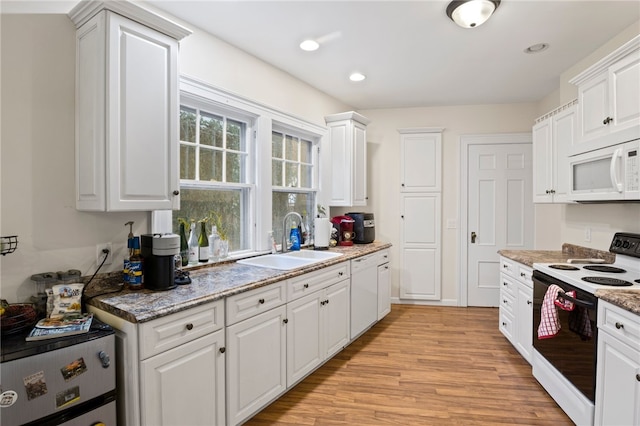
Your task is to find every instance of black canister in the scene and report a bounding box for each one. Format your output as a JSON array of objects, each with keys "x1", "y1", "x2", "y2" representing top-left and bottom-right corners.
[{"x1": 346, "y1": 212, "x2": 375, "y2": 244}]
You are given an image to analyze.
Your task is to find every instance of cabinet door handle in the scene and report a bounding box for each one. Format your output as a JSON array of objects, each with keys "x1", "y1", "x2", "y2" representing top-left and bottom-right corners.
[
  {"x1": 186, "y1": 323, "x2": 194, "y2": 331},
  {"x1": 401, "y1": 215, "x2": 404, "y2": 219},
  {"x1": 603, "y1": 116, "x2": 613, "y2": 125},
  {"x1": 219, "y1": 347, "x2": 226, "y2": 354},
  {"x1": 503, "y1": 264, "x2": 508, "y2": 269},
  {"x1": 503, "y1": 299, "x2": 508, "y2": 304},
  {"x1": 384, "y1": 266, "x2": 389, "y2": 270},
  {"x1": 527, "y1": 300, "x2": 532, "y2": 305},
  {"x1": 173, "y1": 190, "x2": 180, "y2": 196},
  {"x1": 338, "y1": 272, "x2": 344, "y2": 276},
  {"x1": 520, "y1": 272, "x2": 526, "y2": 277},
  {"x1": 471, "y1": 232, "x2": 477, "y2": 243},
  {"x1": 636, "y1": 374, "x2": 640, "y2": 382},
  {"x1": 401, "y1": 183, "x2": 405, "y2": 187},
  {"x1": 503, "y1": 281, "x2": 508, "y2": 286},
  {"x1": 325, "y1": 299, "x2": 329, "y2": 305},
  {"x1": 615, "y1": 322, "x2": 624, "y2": 329},
  {"x1": 258, "y1": 298, "x2": 265, "y2": 304},
  {"x1": 283, "y1": 318, "x2": 289, "y2": 324},
  {"x1": 303, "y1": 283, "x2": 309, "y2": 288}
]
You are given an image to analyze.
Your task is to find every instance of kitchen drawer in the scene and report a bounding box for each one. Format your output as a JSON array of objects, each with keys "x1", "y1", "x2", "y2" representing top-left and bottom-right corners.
[
  {"x1": 500, "y1": 289, "x2": 515, "y2": 315},
  {"x1": 517, "y1": 265, "x2": 533, "y2": 288},
  {"x1": 500, "y1": 273, "x2": 516, "y2": 297},
  {"x1": 499, "y1": 310, "x2": 515, "y2": 342},
  {"x1": 598, "y1": 300, "x2": 640, "y2": 349},
  {"x1": 139, "y1": 300, "x2": 224, "y2": 360},
  {"x1": 227, "y1": 281, "x2": 287, "y2": 325},
  {"x1": 376, "y1": 249, "x2": 390, "y2": 266},
  {"x1": 289, "y1": 262, "x2": 350, "y2": 301},
  {"x1": 500, "y1": 257, "x2": 516, "y2": 278}
]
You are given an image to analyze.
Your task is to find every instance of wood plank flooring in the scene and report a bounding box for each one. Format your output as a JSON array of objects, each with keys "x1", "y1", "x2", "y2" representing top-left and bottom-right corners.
[{"x1": 246, "y1": 305, "x2": 573, "y2": 425}]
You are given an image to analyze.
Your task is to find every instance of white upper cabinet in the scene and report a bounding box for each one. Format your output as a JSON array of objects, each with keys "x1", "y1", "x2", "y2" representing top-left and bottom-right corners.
[
  {"x1": 570, "y1": 35, "x2": 640, "y2": 156},
  {"x1": 532, "y1": 102, "x2": 576, "y2": 203},
  {"x1": 70, "y1": 1, "x2": 191, "y2": 211},
  {"x1": 325, "y1": 112, "x2": 370, "y2": 206},
  {"x1": 399, "y1": 130, "x2": 442, "y2": 192}
]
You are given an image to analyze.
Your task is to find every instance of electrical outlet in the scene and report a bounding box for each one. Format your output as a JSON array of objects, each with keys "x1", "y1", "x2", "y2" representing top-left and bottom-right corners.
[
  {"x1": 96, "y1": 243, "x2": 113, "y2": 265},
  {"x1": 584, "y1": 227, "x2": 591, "y2": 242}
]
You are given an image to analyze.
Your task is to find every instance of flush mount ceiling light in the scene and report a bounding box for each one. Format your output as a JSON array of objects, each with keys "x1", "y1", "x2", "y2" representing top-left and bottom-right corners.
[
  {"x1": 299, "y1": 39, "x2": 320, "y2": 51},
  {"x1": 446, "y1": 0, "x2": 501, "y2": 28},
  {"x1": 349, "y1": 72, "x2": 366, "y2": 82},
  {"x1": 524, "y1": 43, "x2": 550, "y2": 54}
]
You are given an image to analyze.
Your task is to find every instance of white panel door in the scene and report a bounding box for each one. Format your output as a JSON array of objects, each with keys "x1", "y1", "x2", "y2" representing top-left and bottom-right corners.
[
  {"x1": 467, "y1": 143, "x2": 533, "y2": 306},
  {"x1": 551, "y1": 106, "x2": 576, "y2": 203},
  {"x1": 324, "y1": 279, "x2": 350, "y2": 358},
  {"x1": 400, "y1": 193, "x2": 441, "y2": 300},
  {"x1": 400, "y1": 133, "x2": 442, "y2": 192},
  {"x1": 286, "y1": 291, "x2": 323, "y2": 386},
  {"x1": 353, "y1": 123, "x2": 368, "y2": 205},
  {"x1": 532, "y1": 119, "x2": 552, "y2": 202}
]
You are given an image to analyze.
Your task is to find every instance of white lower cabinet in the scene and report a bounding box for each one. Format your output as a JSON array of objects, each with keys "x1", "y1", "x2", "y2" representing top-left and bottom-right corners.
[
  {"x1": 226, "y1": 305, "x2": 287, "y2": 426},
  {"x1": 140, "y1": 329, "x2": 225, "y2": 426},
  {"x1": 498, "y1": 256, "x2": 533, "y2": 363},
  {"x1": 287, "y1": 279, "x2": 350, "y2": 386},
  {"x1": 351, "y1": 253, "x2": 379, "y2": 338},
  {"x1": 377, "y1": 249, "x2": 391, "y2": 320},
  {"x1": 595, "y1": 300, "x2": 640, "y2": 426}
]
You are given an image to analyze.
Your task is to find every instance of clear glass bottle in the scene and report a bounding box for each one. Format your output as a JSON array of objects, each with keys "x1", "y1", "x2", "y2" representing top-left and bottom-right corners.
[
  {"x1": 198, "y1": 221, "x2": 209, "y2": 263},
  {"x1": 188, "y1": 221, "x2": 198, "y2": 265},
  {"x1": 179, "y1": 221, "x2": 189, "y2": 267},
  {"x1": 209, "y1": 225, "x2": 221, "y2": 261}
]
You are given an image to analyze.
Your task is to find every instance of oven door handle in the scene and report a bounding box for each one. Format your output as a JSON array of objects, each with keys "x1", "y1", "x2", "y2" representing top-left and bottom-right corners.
[{"x1": 557, "y1": 291, "x2": 594, "y2": 309}]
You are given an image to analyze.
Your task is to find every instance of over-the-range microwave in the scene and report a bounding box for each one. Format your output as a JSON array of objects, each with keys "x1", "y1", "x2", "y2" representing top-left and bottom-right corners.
[{"x1": 569, "y1": 139, "x2": 639, "y2": 202}]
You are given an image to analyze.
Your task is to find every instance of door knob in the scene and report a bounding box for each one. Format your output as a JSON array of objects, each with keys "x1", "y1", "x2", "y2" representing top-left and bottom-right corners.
[{"x1": 471, "y1": 232, "x2": 477, "y2": 243}]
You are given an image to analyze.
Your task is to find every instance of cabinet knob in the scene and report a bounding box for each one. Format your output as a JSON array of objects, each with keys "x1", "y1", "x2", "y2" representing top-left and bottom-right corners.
[
  {"x1": 401, "y1": 183, "x2": 405, "y2": 187},
  {"x1": 258, "y1": 298, "x2": 265, "y2": 304},
  {"x1": 503, "y1": 299, "x2": 508, "y2": 304},
  {"x1": 219, "y1": 347, "x2": 226, "y2": 354},
  {"x1": 546, "y1": 190, "x2": 550, "y2": 194},
  {"x1": 283, "y1": 318, "x2": 289, "y2": 324},
  {"x1": 98, "y1": 351, "x2": 111, "y2": 368},
  {"x1": 338, "y1": 272, "x2": 344, "y2": 276},
  {"x1": 615, "y1": 322, "x2": 624, "y2": 329},
  {"x1": 527, "y1": 300, "x2": 532, "y2": 305},
  {"x1": 520, "y1": 272, "x2": 526, "y2": 277},
  {"x1": 550, "y1": 189, "x2": 556, "y2": 194},
  {"x1": 636, "y1": 374, "x2": 640, "y2": 382},
  {"x1": 503, "y1": 264, "x2": 508, "y2": 269},
  {"x1": 384, "y1": 266, "x2": 389, "y2": 270},
  {"x1": 603, "y1": 117, "x2": 613, "y2": 125},
  {"x1": 186, "y1": 323, "x2": 194, "y2": 331},
  {"x1": 325, "y1": 299, "x2": 329, "y2": 305},
  {"x1": 304, "y1": 283, "x2": 309, "y2": 288},
  {"x1": 401, "y1": 215, "x2": 404, "y2": 219},
  {"x1": 173, "y1": 190, "x2": 180, "y2": 196},
  {"x1": 503, "y1": 282, "x2": 508, "y2": 286},
  {"x1": 502, "y1": 322, "x2": 507, "y2": 326}
]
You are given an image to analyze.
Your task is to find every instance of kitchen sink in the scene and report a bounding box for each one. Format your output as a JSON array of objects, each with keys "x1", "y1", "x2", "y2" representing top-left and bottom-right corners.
[{"x1": 236, "y1": 250, "x2": 343, "y2": 270}]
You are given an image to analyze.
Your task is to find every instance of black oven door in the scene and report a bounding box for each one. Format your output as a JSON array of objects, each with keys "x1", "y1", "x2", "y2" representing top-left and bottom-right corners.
[{"x1": 532, "y1": 270, "x2": 598, "y2": 402}]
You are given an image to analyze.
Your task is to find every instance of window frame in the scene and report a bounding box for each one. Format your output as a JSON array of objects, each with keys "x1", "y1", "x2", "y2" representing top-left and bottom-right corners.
[{"x1": 152, "y1": 76, "x2": 328, "y2": 258}]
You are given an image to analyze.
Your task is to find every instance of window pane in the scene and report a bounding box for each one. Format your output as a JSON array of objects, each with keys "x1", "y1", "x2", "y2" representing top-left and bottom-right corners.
[
  {"x1": 272, "y1": 159, "x2": 283, "y2": 186},
  {"x1": 272, "y1": 191, "x2": 315, "y2": 247},
  {"x1": 180, "y1": 145, "x2": 196, "y2": 180},
  {"x1": 300, "y1": 164, "x2": 312, "y2": 188},
  {"x1": 226, "y1": 152, "x2": 243, "y2": 183},
  {"x1": 285, "y1": 135, "x2": 298, "y2": 160},
  {"x1": 272, "y1": 132, "x2": 283, "y2": 159},
  {"x1": 200, "y1": 148, "x2": 223, "y2": 182},
  {"x1": 200, "y1": 112, "x2": 223, "y2": 147},
  {"x1": 300, "y1": 139, "x2": 312, "y2": 163},
  {"x1": 227, "y1": 119, "x2": 244, "y2": 151},
  {"x1": 173, "y1": 188, "x2": 246, "y2": 253},
  {"x1": 180, "y1": 107, "x2": 196, "y2": 143},
  {"x1": 285, "y1": 163, "x2": 298, "y2": 187}
]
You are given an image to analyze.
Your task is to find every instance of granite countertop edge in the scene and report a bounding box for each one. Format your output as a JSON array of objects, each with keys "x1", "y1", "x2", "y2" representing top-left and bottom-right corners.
[
  {"x1": 595, "y1": 290, "x2": 640, "y2": 316},
  {"x1": 87, "y1": 241, "x2": 392, "y2": 324}
]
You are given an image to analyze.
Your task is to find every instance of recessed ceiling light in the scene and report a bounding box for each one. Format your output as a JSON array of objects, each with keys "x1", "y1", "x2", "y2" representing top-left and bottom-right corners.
[
  {"x1": 349, "y1": 72, "x2": 366, "y2": 82},
  {"x1": 524, "y1": 43, "x2": 550, "y2": 54},
  {"x1": 299, "y1": 39, "x2": 319, "y2": 52}
]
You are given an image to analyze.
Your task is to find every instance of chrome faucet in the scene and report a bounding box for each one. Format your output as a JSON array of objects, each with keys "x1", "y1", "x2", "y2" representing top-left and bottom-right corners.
[{"x1": 282, "y1": 212, "x2": 303, "y2": 253}]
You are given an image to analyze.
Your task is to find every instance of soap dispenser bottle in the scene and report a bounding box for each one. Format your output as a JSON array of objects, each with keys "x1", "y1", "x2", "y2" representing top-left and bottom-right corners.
[{"x1": 289, "y1": 221, "x2": 301, "y2": 251}]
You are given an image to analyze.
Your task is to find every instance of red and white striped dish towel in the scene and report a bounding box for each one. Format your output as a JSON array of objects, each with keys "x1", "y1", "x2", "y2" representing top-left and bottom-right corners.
[{"x1": 538, "y1": 284, "x2": 563, "y2": 339}]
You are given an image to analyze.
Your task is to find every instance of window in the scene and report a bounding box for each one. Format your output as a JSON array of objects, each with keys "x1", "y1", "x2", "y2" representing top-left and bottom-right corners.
[
  {"x1": 173, "y1": 104, "x2": 253, "y2": 254},
  {"x1": 271, "y1": 128, "x2": 318, "y2": 247}
]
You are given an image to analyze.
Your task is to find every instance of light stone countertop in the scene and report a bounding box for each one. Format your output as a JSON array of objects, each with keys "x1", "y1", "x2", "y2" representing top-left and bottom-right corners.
[
  {"x1": 595, "y1": 289, "x2": 640, "y2": 316},
  {"x1": 85, "y1": 242, "x2": 391, "y2": 323}
]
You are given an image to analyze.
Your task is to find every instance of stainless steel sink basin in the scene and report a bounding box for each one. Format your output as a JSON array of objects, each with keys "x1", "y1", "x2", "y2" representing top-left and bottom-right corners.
[{"x1": 237, "y1": 251, "x2": 343, "y2": 270}]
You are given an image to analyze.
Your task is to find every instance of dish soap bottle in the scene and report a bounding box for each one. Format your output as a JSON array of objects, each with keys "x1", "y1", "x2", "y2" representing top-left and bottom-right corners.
[{"x1": 289, "y1": 221, "x2": 301, "y2": 251}]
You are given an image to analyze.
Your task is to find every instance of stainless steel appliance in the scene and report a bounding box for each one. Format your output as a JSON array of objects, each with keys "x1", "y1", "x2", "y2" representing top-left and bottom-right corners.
[
  {"x1": 532, "y1": 232, "x2": 640, "y2": 425},
  {"x1": 0, "y1": 320, "x2": 116, "y2": 425},
  {"x1": 347, "y1": 212, "x2": 375, "y2": 244},
  {"x1": 141, "y1": 233, "x2": 180, "y2": 291}
]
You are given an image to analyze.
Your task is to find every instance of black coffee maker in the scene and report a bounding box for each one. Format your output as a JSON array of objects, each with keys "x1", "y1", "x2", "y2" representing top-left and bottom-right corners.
[
  {"x1": 346, "y1": 212, "x2": 375, "y2": 244},
  {"x1": 141, "y1": 234, "x2": 180, "y2": 291}
]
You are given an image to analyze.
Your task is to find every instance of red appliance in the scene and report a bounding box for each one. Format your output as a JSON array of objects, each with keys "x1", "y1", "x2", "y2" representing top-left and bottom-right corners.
[{"x1": 330, "y1": 216, "x2": 356, "y2": 246}]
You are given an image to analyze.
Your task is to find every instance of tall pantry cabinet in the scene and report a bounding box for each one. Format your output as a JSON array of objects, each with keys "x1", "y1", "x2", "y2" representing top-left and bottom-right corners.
[
  {"x1": 69, "y1": 1, "x2": 191, "y2": 211},
  {"x1": 398, "y1": 129, "x2": 443, "y2": 301}
]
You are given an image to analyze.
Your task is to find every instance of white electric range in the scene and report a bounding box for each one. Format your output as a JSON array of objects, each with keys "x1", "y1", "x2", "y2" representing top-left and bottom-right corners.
[{"x1": 530, "y1": 232, "x2": 640, "y2": 426}]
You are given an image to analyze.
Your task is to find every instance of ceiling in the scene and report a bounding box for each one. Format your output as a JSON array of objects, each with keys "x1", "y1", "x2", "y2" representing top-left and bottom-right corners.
[{"x1": 3, "y1": 1, "x2": 640, "y2": 109}]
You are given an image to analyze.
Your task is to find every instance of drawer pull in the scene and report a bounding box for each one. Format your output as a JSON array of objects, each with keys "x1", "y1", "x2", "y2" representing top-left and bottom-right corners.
[
  {"x1": 503, "y1": 282, "x2": 508, "y2": 286},
  {"x1": 503, "y1": 264, "x2": 508, "y2": 269},
  {"x1": 520, "y1": 272, "x2": 526, "y2": 277},
  {"x1": 502, "y1": 322, "x2": 507, "y2": 327},
  {"x1": 259, "y1": 298, "x2": 265, "y2": 304},
  {"x1": 304, "y1": 283, "x2": 309, "y2": 289},
  {"x1": 186, "y1": 323, "x2": 194, "y2": 331},
  {"x1": 527, "y1": 300, "x2": 532, "y2": 305},
  {"x1": 636, "y1": 374, "x2": 640, "y2": 382},
  {"x1": 615, "y1": 322, "x2": 624, "y2": 329},
  {"x1": 503, "y1": 299, "x2": 508, "y2": 304},
  {"x1": 283, "y1": 318, "x2": 289, "y2": 324},
  {"x1": 219, "y1": 347, "x2": 226, "y2": 354},
  {"x1": 338, "y1": 272, "x2": 344, "y2": 276}
]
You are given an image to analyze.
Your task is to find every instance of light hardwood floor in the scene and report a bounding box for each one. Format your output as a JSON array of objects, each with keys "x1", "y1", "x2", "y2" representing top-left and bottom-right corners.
[{"x1": 247, "y1": 305, "x2": 574, "y2": 425}]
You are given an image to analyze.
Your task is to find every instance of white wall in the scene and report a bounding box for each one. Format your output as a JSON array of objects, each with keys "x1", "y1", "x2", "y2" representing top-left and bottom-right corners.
[{"x1": 0, "y1": 13, "x2": 351, "y2": 303}]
